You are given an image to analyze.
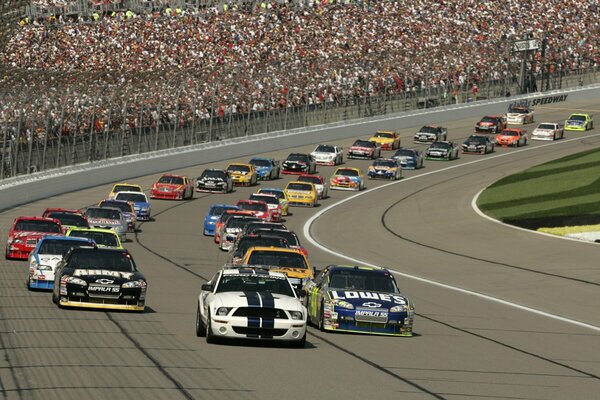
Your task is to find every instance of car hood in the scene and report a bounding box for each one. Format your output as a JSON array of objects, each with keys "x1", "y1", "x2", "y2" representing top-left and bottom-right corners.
[
  {"x1": 11, "y1": 231, "x2": 54, "y2": 239},
  {"x1": 67, "y1": 268, "x2": 144, "y2": 283},
  {"x1": 87, "y1": 217, "x2": 120, "y2": 226},
  {"x1": 212, "y1": 291, "x2": 303, "y2": 310},
  {"x1": 331, "y1": 175, "x2": 360, "y2": 182},
  {"x1": 328, "y1": 289, "x2": 408, "y2": 308},
  {"x1": 200, "y1": 176, "x2": 226, "y2": 182},
  {"x1": 34, "y1": 254, "x2": 64, "y2": 269},
  {"x1": 566, "y1": 120, "x2": 585, "y2": 125},
  {"x1": 154, "y1": 183, "x2": 184, "y2": 190}
]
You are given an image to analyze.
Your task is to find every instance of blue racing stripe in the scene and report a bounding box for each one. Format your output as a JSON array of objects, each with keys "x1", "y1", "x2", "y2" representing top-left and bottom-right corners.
[
  {"x1": 259, "y1": 292, "x2": 275, "y2": 339},
  {"x1": 245, "y1": 291, "x2": 261, "y2": 338}
]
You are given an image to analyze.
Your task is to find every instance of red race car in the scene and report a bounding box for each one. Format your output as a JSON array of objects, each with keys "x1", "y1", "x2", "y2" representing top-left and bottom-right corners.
[
  {"x1": 495, "y1": 128, "x2": 528, "y2": 147},
  {"x1": 42, "y1": 208, "x2": 89, "y2": 233},
  {"x1": 236, "y1": 200, "x2": 274, "y2": 221},
  {"x1": 150, "y1": 174, "x2": 194, "y2": 200},
  {"x1": 474, "y1": 115, "x2": 506, "y2": 134},
  {"x1": 5, "y1": 216, "x2": 63, "y2": 260}
]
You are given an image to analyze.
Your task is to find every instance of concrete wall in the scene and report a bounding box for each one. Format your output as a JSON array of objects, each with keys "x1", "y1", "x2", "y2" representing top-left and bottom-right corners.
[{"x1": 2, "y1": 84, "x2": 599, "y2": 212}]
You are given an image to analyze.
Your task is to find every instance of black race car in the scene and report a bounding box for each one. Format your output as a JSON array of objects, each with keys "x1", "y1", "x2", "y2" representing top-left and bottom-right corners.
[
  {"x1": 52, "y1": 247, "x2": 147, "y2": 311},
  {"x1": 474, "y1": 115, "x2": 506, "y2": 133},
  {"x1": 461, "y1": 135, "x2": 495, "y2": 154},
  {"x1": 196, "y1": 168, "x2": 233, "y2": 193},
  {"x1": 281, "y1": 153, "x2": 317, "y2": 175}
]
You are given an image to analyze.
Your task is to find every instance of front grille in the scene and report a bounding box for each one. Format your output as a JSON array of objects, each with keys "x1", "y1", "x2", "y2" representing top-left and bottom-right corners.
[
  {"x1": 233, "y1": 307, "x2": 288, "y2": 319},
  {"x1": 354, "y1": 308, "x2": 389, "y2": 323},
  {"x1": 232, "y1": 327, "x2": 288, "y2": 337}
]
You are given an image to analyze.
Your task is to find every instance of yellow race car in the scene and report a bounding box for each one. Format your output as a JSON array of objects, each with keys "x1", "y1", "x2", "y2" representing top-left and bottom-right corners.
[
  {"x1": 108, "y1": 182, "x2": 144, "y2": 199},
  {"x1": 242, "y1": 246, "x2": 313, "y2": 291},
  {"x1": 66, "y1": 227, "x2": 123, "y2": 249},
  {"x1": 284, "y1": 181, "x2": 318, "y2": 207},
  {"x1": 564, "y1": 113, "x2": 594, "y2": 131},
  {"x1": 369, "y1": 130, "x2": 401, "y2": 150},
  {"x1": 226, "y1": 163, "x2": 258, "y2": 186}
]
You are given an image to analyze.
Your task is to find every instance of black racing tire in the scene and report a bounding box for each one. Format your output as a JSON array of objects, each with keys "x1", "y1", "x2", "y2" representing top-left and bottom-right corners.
[
  {"x1": 196, "y1": 305, "x2": 206, "y2": 337},
  {"x1": 318, "y1": 303, "x2": 325, "y2": 332},
  {"x1": 206, "y1": 312, "x2": 216, "y2": 343}
]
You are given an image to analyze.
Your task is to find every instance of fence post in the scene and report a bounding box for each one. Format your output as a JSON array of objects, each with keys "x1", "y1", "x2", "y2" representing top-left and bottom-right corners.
[
  {"x1": 103, "y1": 107, "x2": 112, "y2": 159},
  {"x1": 55, "y1": 95, "x2": 67, "y2": 169},
  {"x1": 137, "y1": 101, "x2": 143, "y2": 153},
  {"x1": 41, "y1": 104, "x2": 51, "y2": 171},
  {"x1": 208, "y1": 86, "x2": 217, "y2": 142},
  {"x1": 1, "y1": 126, "x2": 7, "y2": 179},
  {"x1": 87, "y1": 96, "x2": 97, "y2": 163},
  {"x1": 13, "y1": 109, "x2": 23, "y2": 177},
  {"x1": 70, "y1": 99, "x2": 79, "y2": 165}
]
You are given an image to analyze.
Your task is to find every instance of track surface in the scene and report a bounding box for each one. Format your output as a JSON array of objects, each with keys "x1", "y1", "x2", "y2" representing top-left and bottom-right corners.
[{"x1": 1, "y1": 100, "x2": 599, "y2": 400}]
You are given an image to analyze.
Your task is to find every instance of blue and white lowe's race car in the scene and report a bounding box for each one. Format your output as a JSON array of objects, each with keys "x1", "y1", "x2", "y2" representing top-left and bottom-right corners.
[{"x1": 305, "y1": 265, "x2": 414, "y2": 336}]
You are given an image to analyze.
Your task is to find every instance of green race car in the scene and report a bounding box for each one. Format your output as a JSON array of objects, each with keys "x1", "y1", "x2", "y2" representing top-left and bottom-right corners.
[{"x1": 564, "y1": 113, "x2": 594, "y2": 131}]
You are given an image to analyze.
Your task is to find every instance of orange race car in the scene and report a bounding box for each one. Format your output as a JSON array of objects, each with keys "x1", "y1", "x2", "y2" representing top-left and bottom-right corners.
[{"x1": 495, "y1": 128, "x2": 528, "y2": 147}]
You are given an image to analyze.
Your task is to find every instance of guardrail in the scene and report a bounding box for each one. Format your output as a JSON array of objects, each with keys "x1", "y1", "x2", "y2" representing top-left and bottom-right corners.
[{"x1": 1, "y1": 83, "x2": 598, "y2": 212}]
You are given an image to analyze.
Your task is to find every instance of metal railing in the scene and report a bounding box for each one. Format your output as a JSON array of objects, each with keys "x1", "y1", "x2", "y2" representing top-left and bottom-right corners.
[{"x1": 1, "y1": 67, "x2": 598, "y2": 180}]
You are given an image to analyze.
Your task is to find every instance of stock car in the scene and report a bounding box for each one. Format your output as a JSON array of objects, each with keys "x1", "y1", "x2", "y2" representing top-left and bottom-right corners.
[
  {"x1": 150, "y1": 174, "x2": 194, "y2": 200},
  {"x1": 6, "y1": 216, "x2": 63, "y2": 260},
  {"x1": 474, "y1": 115, "x2": 506, "y2": 133},
  {"x1": 227, "y1": 163, "x2": 258, "y2": 186},
  {"x1": 214, "y1": 210, "x2": 256, "y2": 244},
  {"x1": 248, "y1": 193, "x2": 284, "y2": 221},
  {"x1": 249, "y1": 157, "x2": 281, "y2": 180},
  {"x1": 330, "y1": 167, "x2": 365, "y2": 191},
  {"x1": 42, "y1": 208, "x2": 89, "y2": 233},
  {"x1": 108, "y1": 182, "x2": 143, "y2": 199},
  {"x1": 114, "y1": 191, "x2": 152, "y2": 221},
  {"x1": 52, "y1": 247, "x2": 147, "y2": 312},
  {"x1": 281, "y1": 153, "x2": 317, "y2": 175},
  {"x1": 66, "y1": 227, "x2": 123, "y2": 249},
  {"x1": 392, "y1": 148, "x2": 424, "y2": 169},
  {"x1": 83, "y1": 206, "x2": 128, "y2": 242},
  {"x1": 413, "y1": 125, "x2": 448, "y2": 143},
  {"x1": 297, "y1": 174, "x2": 328, "y2": 200},
  {"x1": 564, "y1": 113, "x2": 594, "y2": 131},
  {"x1": 495, "y1": 128, "x2": 528, "y2": 147},
  {"x1": 251, "y1": 228, "x2": 308, "y2": 257},
  {"x1": 347, "y1": 139, "x2": 381, "y2": 159},
  {"x1": 27, "y1": 236, "x2": 94, "y2": 290},
  {"x1": 284, "y1": 181, "x2": 319, "y2": 207},
  {"x1": 367, "y1": 158, "x2": 402, "y2": 180},
  {"x1": 203, "y1": 204, "x2": 239, "y2": 236},
  {"x1": 257, "y1": 188, "x2": 289, "y2": 216},
  {"x1": 229, "y1": 234, "x2": 290, "y2": 264},
  {"x1": 506, "y1": 104, "x2": 535, "y2": 124},
  {"x1": 242, "y1": 246, "x2": 314, "y2": 292},
  {"x1": 196, "y1": 265, "x2": 307, "y2": 347},
  {"x1": 219, "y1": 216, "x2": 261, "y2": 251},
  {"x1": 531, "y1": 122, "x2": 564, "y2": 141},
  {"x1": 368, "y1": 130, "x2": 401, "y2": 150},
  {"x1": 98, "y1": 199, "x2": 137, "y2": 232},
  {"x1": 461, "y1": 135, "x2": 495, "y2": 154},
  {"x1": 310, "y1": 144, "x2": 344, "y2": 166},
  {"x1": 196, "y1": 168, "x2": 234, "y2": 193},
  {"x1": 425, "y1": 141, "x2": 459, "y2": 161},
  {"x1": 236, "y1": 200, "x2": 275, "y2": 221},
  {"x1": 304, "y1": 265, "x2": 414, "y2": 336}
]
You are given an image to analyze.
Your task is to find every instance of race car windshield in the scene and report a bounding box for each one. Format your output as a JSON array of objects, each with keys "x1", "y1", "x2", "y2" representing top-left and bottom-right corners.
[
  {"x1": 238, "y1": 202, "x2": 268, "y2": 212},
  {"x1": 38, "y1": 239, "x2": 89, "y2": 255},
  {"x1": 335, "y1": 169, "x2": 358, "y2": 177},
  {"x1": 509, "y1": 106, "x2": 529, "y2": 113},
  {"x1": 227, "y1": 217, "x2": 260, "y2": 229},
  {"x1": 227, "y1": 165, "x2": 250, "y2": 173},
  {"x1": 48, "y1": 213, "x2": 88, "y2": 227},
  {"x1": 466, "y1": 136, "x2": 487, "y2": 144},
  {"x1": 233, "y1": 237, "x2": 288, "y2": 258},
  {"x1": 429, "y1": 142, "x2": 450, "y2": 149},
  {"x1": 480, "y1": 116, "x2": 497, "y2": 123},
  {"x1": 85, "y1": 208, "x2": 121, "y2": 220},
  {"x1": 419, "y1": 126, "x2": 438, "y2": 133},
  {"x1": 246, "y1": 223, "x2": 287, "y2": 234},
  {"x1": 100, "y1": 201, "x2": 132, "y2": 213},
  {"x1": 353, "y1": 140, "x2": 374, "y2": 148},
  {"x1": 201, "y1": 170, "x2": 227, "y2": 179},
  {"x1": 158, "y1": 176, "x2": 184, "y2": 185},
  {"x1": 115, "y1": 193, "x2": 147, "y2": 203},
  {"x1": 374, "y1": 131, "x2": 394, "y2": 138},
  {"x1": 209, "y1": 206, "x2": 237, "y2": 216},
  {"x1": 537, "y1": 124, "x2": 556, "y2": 130},
  {"x1": 315, "y1": 145, "x2": 335, "y2": 153},
  {"x1": 569, "y1": 115, "x2": 586, "y2": 121},
  {"x1": 259, "y1": 190, "x2": 285, "y2": 200},
  {"x1": 372, "y1": 160, "x2": 396, "y2": 167},
  {"x1": 394, "y1": 149, "x2": 415, "y2": 157},
  {"x1": 114, "y1": 185, "x2": 141, "y2": 193},
  {"x1": 286, "y1": 182, "x2": 313, "y2": 191},
  {"x1": 67, "y1": 250, "x2": 135, "y2": 272},
  {"x1": 286, "y1": 154, "x2": 309, "y2": 162},
  {"x1": 247, "y1": 250, "x2": 308, "y2": 269},
  {"x1": 501, "y1": 130, "x2": 519, "y2": 136},
  {"x1": 68, "y1": 231, "x2": 119, "y2": 247},
  {"x1": 249, "y1": 195, "x2": 278, "y2": 205},
  {"x1": 251, "y1": 230, "x2": 299, "y2": 247},
  {"x1": 15, "y1": 220, "x2": 61, "y2": 233},
  {"x1": 328, "y1": 270, "x2": 398, "y2": 292},
  {"x1": 297, "y1": 176, "x2": 321, "y2": 185},
  {"x1": 217, "y1": 275, "x2": 294, "y2": 296},
  {"x1": 249, "y1": 159, "x2": 271, "y2": 167}
]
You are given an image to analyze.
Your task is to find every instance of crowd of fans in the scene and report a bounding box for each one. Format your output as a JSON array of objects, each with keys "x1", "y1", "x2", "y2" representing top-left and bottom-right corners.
[{"x1": 0, "y1": 0, "x2": 599, "y2": 144}]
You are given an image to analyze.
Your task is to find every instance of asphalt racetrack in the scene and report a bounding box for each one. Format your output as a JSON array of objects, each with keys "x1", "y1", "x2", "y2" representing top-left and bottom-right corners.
[{"x1": 1, "y1": 99, "x2": 599, "y2": 400}]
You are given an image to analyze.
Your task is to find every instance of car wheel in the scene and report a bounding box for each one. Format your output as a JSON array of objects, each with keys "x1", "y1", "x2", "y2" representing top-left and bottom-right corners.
[
  {"x1": 206, "y1": 312, "x2": 216, "y2": 343},
  {"x1": 196, "y1": 305, "x2": 206, "y2": 337},
  {"x1": 318, "y1": 303, "x2": 325, "y2": 331}
]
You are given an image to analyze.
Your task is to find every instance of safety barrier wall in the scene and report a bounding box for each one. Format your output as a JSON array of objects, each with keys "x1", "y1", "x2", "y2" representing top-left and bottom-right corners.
[{"x1": 1, "y1": 84, "x2": 599, "y2": 212}]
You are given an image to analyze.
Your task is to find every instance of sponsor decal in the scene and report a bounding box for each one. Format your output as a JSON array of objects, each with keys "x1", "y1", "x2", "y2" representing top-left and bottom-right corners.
[
  {"x1": 356, "y1": 310, "x2": 388, "y2": 318},
  {"x1": 512, "y1": 94, "x2": 568, "y2": 108},
  {"x1": 331, "y1": 290, "x2": 406, "y2": 304},
  {"x1": 95, "y1": 278, "x2": 114, "y2": 284},
  {"x1": 362, "y1": 302, "x2": 382, "y2": 308},
  {"x1": 74, "y1": 269, "x2": 133, "y2": 279}
]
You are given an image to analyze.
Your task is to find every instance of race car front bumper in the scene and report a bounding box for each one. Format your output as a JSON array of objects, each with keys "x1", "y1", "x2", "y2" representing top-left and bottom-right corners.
[
  {"x1": 150, "y1": 190, "x2": 184, "y2": 200},
  {"x1": 59, "y1": 298, "x2": 145, "y2": 311},
  {"x1": 208, "y1": 315, "x2": 306, "y2": 342},
  {"x1": 323, "y1": 307, "x2": 413, "y2": 337},
  {"x1": 29, "y1": 279, "x2": 54, "y2": 290}
]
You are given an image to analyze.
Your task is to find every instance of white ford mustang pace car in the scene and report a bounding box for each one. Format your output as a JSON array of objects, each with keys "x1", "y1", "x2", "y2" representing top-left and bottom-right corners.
[{"x1": 196, "y1": 266, "x2": 307, "y2": 347}]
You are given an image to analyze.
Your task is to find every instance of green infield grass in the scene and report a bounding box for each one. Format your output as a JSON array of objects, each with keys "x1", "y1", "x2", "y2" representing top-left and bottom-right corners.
[{"x1": 477, "y1": 147, "x2": 600, "y2": 229}]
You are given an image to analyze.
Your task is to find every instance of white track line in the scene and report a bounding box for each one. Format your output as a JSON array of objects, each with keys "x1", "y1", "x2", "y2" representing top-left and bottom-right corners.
[{"x1": 303, "y1": 132, "x2": 600, "y2": 333}]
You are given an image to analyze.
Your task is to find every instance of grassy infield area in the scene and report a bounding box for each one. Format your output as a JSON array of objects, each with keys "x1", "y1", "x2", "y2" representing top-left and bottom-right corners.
[{"x1": 477, "y1": 147, "x2": 600, "y2": 237}]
